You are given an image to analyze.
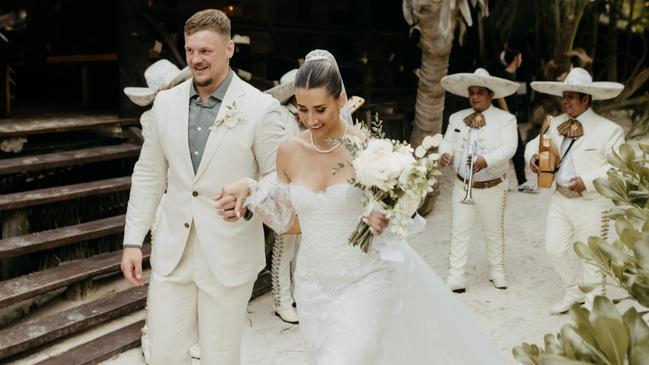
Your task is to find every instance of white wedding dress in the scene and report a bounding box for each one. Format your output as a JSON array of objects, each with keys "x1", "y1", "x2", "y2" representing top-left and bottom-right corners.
[{"x1": 247, "y1": 180, "x2": 505, "y2": 365}]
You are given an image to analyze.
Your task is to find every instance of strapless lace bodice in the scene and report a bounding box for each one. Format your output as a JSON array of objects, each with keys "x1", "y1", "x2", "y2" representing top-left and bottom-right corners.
[{"x1": 289, "y1": 183, "x2": 393, "y2": 292}]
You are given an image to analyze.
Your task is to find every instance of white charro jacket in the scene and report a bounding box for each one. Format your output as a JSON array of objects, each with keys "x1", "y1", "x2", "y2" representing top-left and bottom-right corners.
[{"x1": 524, "y1": 108, "x2": 624, "y2": 200}]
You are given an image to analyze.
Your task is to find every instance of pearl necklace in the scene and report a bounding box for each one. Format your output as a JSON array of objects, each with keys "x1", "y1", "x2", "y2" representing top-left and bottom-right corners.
[{"x1": 310, "y1": 122, "x2": 348, "y2": 154}]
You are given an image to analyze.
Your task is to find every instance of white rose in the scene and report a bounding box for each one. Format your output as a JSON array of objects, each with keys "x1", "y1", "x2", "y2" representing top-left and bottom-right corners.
[
  {"x1": 415, "y1": 146, "x2": 427, "y2": 158},
  {"x1": 422, "y1": 133, "x2": 443, "y2": 150}
]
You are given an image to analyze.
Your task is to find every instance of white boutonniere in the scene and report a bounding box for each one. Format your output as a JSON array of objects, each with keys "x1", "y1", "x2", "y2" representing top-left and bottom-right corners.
[{"x1": 211, "y1": 100, "x2": 245, "y2": 130}]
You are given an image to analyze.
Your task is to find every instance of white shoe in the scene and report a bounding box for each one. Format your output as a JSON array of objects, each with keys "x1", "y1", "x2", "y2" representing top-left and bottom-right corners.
[
  {"x1": 550, "y1": 287, "x2": 585, "y2": 315},
  {"x1": 446, "y1": 275, "x2": 466, "y2": 293},
  {"x1": 275, "y1": 308, "x2": 299, "y2": 324},
  {"x1": 189, "y1": 343, "x2": 200, "y2": 359},
  {"x1": 518, "y1": 183, "x2": 537, "y2": 194},
  {"x1": 489, "y1": 274, "x2": 507, "y2": 290}
]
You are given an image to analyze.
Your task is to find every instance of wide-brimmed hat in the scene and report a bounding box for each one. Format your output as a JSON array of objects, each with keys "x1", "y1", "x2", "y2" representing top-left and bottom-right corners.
[
  {"x1": 124, "y1": 59, "x2": 191, "y2": 106},
  {"x1": 441, "y1": 68, "x2": 520, "y2": 99},
  {"x1": 265, "y1": 69, "x2": 298, "y2": 104},
  {"x1": 530, "y1": 67, "x2": 624, "y2": 100}
]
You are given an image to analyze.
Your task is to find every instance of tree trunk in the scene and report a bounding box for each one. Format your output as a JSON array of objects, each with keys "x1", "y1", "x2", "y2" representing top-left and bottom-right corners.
[{"x1": 409, "y1": 2, "x2": 458, "y2": 146}]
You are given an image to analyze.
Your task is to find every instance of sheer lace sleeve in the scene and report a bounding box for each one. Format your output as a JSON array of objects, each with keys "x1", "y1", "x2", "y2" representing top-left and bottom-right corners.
[{"x1": 244, "y1": 175, "x2": 296, "y2": 233}]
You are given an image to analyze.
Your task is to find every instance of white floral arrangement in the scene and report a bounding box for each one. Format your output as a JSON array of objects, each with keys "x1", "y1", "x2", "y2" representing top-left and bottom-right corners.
[
  {"x1": 211, "y1": 100, "x2": 245, "y2": 130},
  {"x1": 333, "y1": 114, "x2": 442, "y2": 252}
]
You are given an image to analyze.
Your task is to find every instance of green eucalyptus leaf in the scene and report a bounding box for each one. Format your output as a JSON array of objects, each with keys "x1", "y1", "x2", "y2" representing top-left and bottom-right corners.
[
  {"x1": 592, "y1": 317, "x2": 628, "y2": 365},
  {"x1": 513, "y1": 345, "x2": 541, "y2": 365},
  {"x1": 623, "y1": 308, "x2": 649, "y2": 348},
  {"x1": 595, "y1": 178, "x2": 619, "y2": 200},
  {"x1": 578, "y1": 283, "x2": 596, "y2": 293},
  {"x1": 630, "y1": 343, "x2": 649, "y2": 365},
  {"x1": 569, "y1": 305, "x2": 598, "y2": 349},
  {"x1": 619, "y1": 144, "x2": 636, "y2": 164},
  {"x1": 538, "y1": 354, "x2": 599, "y2": 365},
  {"x1": 608, "y1": 149, "x2": 625, "y2": 169},
  {"x1": 574, "y1": 241, "x2": 599, "y2": 263},
  {"x1": 545, "y1": 334, "x2": 564, "y2": 355},
  {"x1": 633, "y1": 239, "x2": 649, "y2": 270},
  {"x1": 629, "y1": 280, "x2": 649, "y2": 308},
  {"x1": 621, "y1": 228, "x2": 642, "y2": 250},
  {"x1": 598, "y1": 240, "x2": 635, "y2": 265},
  {"x1": 638, "y1": 143, "x2": 649, "y2": 155}
]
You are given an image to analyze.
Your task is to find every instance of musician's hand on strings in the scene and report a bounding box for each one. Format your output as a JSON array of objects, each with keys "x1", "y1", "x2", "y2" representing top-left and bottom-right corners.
[
  {"x1": 472, "y1": 155, "x2": 487, "y2": 173},
  {"x1": 530, "y1": 154, "x2": 540, "y2": 173},
  {"x1": 568, "y1": 177, "x2": 586, "y2": 194},
  {"x1": 440, "y1": 153, "x2": 454, "y2": 167}
]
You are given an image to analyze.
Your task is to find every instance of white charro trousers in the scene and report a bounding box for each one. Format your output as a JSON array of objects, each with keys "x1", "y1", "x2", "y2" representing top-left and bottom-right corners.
[
  {"x1": 147, "y1": 225, "x2": 255, "y2": 365},
  {"x1": 448, "y1": 179, "x2": 508, "y2": 281},
  {"x1": 272, "y1": 233, "x2": 300, "y2": 311},
  {"x1": 544, "y1": 192, "x2": 611, "y2": 298}
]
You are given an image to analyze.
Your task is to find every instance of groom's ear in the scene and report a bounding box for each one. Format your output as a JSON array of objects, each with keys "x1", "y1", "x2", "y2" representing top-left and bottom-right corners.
[{"x1": 225, "y1": 39, "x2": 235, "y2": 60}]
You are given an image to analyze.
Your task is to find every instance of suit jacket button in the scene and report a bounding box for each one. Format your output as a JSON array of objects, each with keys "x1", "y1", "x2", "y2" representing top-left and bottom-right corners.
[
  {"x1": 184, "y1": 222, "x2": 190, "y2": 228},
  {"x1": 192, "y1": 191, "x2": 198, "y2": 197}
]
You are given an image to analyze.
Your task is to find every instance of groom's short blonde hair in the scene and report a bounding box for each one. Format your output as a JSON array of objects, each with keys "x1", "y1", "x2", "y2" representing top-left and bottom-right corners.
[{"x1": 184, "y1": 9, "x2": 231, "y2": 39}]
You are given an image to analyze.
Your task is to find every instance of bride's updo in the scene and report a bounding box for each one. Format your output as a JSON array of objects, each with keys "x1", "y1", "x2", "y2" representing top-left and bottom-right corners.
[{"x1": 294, "y1": 59, "x2": 343, "y2": 99}]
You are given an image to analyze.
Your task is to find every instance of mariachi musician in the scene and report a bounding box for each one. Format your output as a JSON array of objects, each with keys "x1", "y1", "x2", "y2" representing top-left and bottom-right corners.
[
  {"x1": 439, "y1": 68, "x2": 519, "y2": 293},
  {"x1": 525, "y1": 67, "x2": 624, "y2": 315}
]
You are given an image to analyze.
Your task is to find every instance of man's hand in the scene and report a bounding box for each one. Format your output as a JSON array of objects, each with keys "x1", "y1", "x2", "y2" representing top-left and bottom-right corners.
[
  {"x1": 530, "y1": 154, "x2": 540, "y2": 173},
  {"x1": 214, "y1": 179, "x2": 251, "y2": 222},
  {"x1": 121, "y1": 247, "x2": 144, "y2": 286},
  {"x1": 440, "y1": 153, "x2": 454, "y2": 167},
  {"x1": 472, "y1": 155, "x2": 487, "y2": 173},
  {"x1": 568, "y1": 177, "x2": 586, "y2": 194}
]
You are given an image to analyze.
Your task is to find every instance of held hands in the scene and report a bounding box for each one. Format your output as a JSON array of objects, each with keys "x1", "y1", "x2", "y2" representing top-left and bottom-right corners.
[
  {"x1": 214, "y1": 179, "x2": 250, "y2": 222},
  {"x1": 362, "y1": 210, "x2": 389, "y2": 236},
  {"x1": 530, "y1": 154, "x2": 540, "y2": 173},
  {"x1": 121, "y1": 247, "x2": 144, "y2": 286}
]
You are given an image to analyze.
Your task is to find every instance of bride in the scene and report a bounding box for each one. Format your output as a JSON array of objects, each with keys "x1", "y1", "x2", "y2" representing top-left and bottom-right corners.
[{"x1": 216, "y1": 50, "x2": 505, "y2": 364}]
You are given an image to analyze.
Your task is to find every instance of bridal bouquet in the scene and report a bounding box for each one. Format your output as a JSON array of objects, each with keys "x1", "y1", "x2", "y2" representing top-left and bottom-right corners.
[{"x1": 334, "y1": 115, "x2": 442, "y2": 252}]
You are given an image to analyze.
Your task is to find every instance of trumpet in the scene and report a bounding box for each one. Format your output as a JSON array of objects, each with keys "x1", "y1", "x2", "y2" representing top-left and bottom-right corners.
[{"x1": 461, "y1": 141, "x2": 477, "y2": 205}]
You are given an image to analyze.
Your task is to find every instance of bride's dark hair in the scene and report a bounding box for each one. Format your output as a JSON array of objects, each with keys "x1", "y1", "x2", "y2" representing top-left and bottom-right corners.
[{"x1": 294, "y1": 59, "x2": 343, "y2": 99}]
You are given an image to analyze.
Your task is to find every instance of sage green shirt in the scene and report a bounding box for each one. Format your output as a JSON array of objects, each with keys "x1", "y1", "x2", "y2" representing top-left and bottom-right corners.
[{"x1": 188, "y1": 70, "x2": 233, "y2": 173}]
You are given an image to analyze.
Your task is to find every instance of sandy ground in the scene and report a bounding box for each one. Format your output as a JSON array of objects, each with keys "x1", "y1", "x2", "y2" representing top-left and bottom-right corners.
[
  {"x1": 13, "y1": 148, "x2": 639, "y2": 365},
  {"x1": 92, "y1": 165, "x2": 629, "y2": 365}
]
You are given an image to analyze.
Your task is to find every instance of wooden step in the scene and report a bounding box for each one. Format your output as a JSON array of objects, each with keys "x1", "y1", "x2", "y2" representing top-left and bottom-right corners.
[
  {"x1": 0, "y1": 215, "x2": 125, "y2": 259},
  {"x1": 0, "y1": 246, "x2": 151, "y2": 308},
  {"x1": 0, "y1": 177, "x2": 132, "y2": 211},
  {"x1": 0, "y1": 285, "x2": 148, "y2": 360},
  {"x1": 0, "y1": 143, "x2": 141, "y2": 175},
  {"x1": 0, "y1": 114, "x2": 138, "y2": 138},
  {"x1": 33, "y1": 320, "x2": 145, "y2": 365}
]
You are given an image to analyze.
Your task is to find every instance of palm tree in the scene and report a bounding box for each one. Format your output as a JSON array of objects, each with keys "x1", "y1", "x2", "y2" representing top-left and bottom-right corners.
[{"x1": 402, "y1": 0, "x2": 487, "y2": 146}]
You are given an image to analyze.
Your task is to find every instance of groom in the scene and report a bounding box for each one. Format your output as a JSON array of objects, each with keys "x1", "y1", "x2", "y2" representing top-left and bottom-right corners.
[{"x1": 120, "y1": 9, "x2": 286, "y2": 365}]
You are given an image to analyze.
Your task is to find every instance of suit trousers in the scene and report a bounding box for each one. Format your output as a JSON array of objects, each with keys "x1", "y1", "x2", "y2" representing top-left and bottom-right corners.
[
  {"x1": 544, "y1": 192, "x2": 611, "y2": 296},
  {"x1": 448, "y1": 179, "x2": 508, "y2": 280},
  {"x1": 147, "y1": 225, "x2": 255, "y2": 365}
]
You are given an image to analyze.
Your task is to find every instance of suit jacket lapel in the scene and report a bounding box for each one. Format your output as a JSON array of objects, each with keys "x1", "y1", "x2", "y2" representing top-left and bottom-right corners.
[
  {"x1": 194, "y1": 74, "x2": 246, "y2": 181},
  {"x1": 172, "y1": 80, "x2": 194, "y2": 176}
]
